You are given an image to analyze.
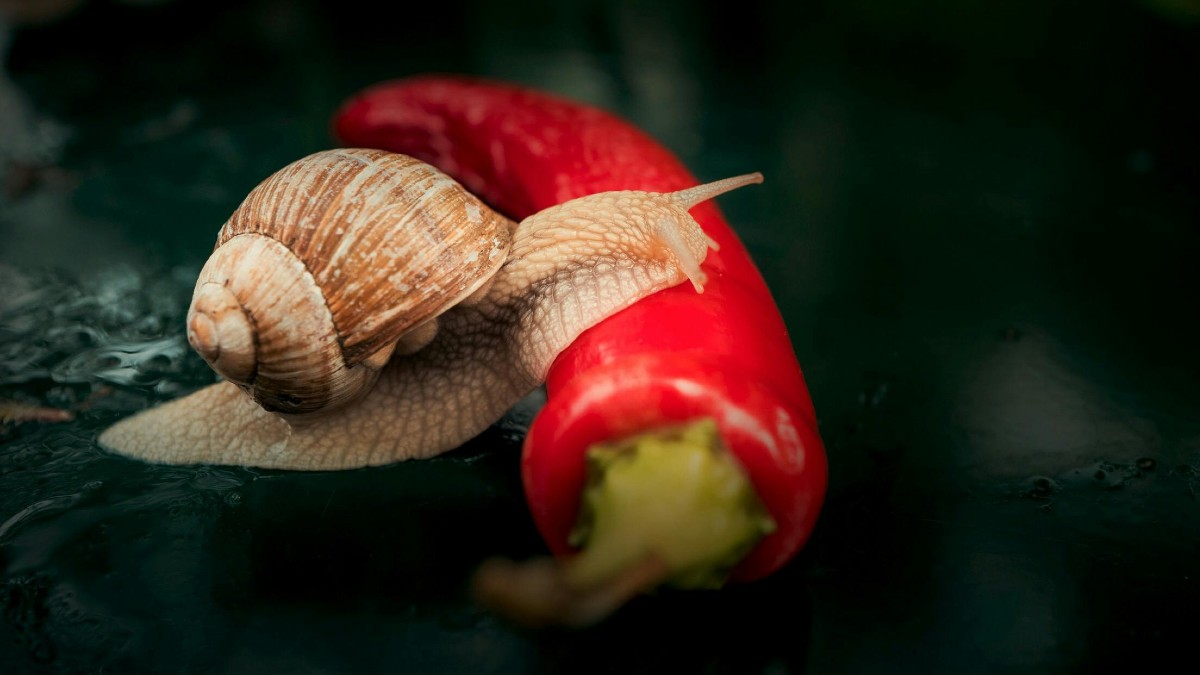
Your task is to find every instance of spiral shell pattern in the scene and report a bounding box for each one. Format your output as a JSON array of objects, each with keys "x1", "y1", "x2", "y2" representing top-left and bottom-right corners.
[{"x1": 187, "y1": 148, "x2": 515, "y2": 417}]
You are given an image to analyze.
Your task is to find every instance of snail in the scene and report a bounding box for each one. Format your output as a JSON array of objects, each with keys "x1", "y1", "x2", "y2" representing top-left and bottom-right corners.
[
  {"x1": 183, "y1": 149, "x2": 513, "y2": 419},
  {"x1": 99, "y1": 148, "x2": 762, "y2": 470}
]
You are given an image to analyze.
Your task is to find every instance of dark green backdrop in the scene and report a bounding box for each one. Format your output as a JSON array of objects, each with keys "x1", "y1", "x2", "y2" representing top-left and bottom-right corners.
[{"x1": 1, "y1": 0, "x2": 1197, "y2": 672}]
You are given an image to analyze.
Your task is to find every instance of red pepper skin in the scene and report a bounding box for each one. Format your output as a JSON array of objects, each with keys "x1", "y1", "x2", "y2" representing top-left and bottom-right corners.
[{"x1": 333, "y1": 76, "x2": 827, "y2": 582}]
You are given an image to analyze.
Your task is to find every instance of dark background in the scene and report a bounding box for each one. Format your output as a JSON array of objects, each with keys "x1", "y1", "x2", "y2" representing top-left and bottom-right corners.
[{"x1": 1, "y1": 0, "x2": 1198, "y2": 672}]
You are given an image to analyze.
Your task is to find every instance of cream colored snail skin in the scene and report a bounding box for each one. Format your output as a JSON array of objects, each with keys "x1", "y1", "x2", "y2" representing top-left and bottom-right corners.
[{"x1": 99, "y1": 148, "x2": 762, "y2": 470}]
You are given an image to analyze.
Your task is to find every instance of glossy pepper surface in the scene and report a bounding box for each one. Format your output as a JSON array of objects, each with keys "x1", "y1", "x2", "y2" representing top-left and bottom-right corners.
[{"x1": 334, "y1": 76, "x2": 827, "y2": 582}]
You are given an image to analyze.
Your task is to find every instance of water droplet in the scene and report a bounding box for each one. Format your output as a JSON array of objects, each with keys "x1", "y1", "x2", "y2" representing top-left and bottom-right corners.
[
  {"x1": 857, "y1": 373, "x2": 892, "y2": 408},
  {"x1": 1025, "y1": 475, "x2": 1057, "y2": 500},
  {"x1": 49, "y1": 336, "x2": 190, "y2": 387}
]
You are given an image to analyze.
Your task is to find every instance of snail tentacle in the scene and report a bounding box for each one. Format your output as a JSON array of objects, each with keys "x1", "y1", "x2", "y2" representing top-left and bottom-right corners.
[{"x1": 98, "y1": 164, "x2": 760, "y2": 469}]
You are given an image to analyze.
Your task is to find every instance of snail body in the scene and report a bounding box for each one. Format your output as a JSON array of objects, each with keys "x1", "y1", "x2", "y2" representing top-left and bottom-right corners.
[{"x1": 99, "y1": 150, "x2": 762, "y2": 469}]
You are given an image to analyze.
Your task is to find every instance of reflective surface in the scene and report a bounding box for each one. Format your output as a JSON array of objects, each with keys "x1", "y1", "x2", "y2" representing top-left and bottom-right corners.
[{"x1": 1, "y1": 1, "x2": 1198, "y2": 672}]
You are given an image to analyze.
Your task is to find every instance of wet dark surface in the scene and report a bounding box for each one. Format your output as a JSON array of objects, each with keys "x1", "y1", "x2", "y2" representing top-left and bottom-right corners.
[{"x1": 1, "y1": 0, "x2": 1199, "y2": 672}]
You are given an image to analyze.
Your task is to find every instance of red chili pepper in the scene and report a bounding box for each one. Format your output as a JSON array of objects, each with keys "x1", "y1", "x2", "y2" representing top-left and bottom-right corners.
[{"x1": 333, "y1": 76, "x2": 826, "y2": 583}]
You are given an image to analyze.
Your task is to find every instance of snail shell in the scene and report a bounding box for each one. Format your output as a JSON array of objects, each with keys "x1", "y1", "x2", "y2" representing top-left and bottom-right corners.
[
  {"x1": 102, "y1": 165, "x2": 763, "y2": 469},
  {"x1": 187, "y1": 148, "x2": 514, "y2": 418}
]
